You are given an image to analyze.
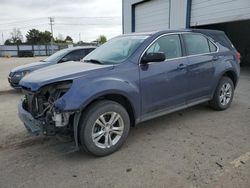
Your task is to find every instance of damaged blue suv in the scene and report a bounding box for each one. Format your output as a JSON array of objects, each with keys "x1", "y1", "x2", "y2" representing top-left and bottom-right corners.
[{"x1": 18, "y1": 29, "x2": 240, "y2": 156}]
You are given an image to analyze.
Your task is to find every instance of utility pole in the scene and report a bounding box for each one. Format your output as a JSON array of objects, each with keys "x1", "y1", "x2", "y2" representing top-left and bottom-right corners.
[
  {"x1": 49, "y1": 17, "x2": 54, "y2": 54},
  {"x1": 1, "y1": 33, "x2": 4, "y2": 45},
  {"x1": 79, "y1": 33, "x2": 81, "y2": 42}
]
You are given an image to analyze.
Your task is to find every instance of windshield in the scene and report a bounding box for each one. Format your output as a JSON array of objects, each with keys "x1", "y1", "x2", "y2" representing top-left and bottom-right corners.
[
  {"x1": 43, "y1": 48, "x2": 69, "y2": 62},
  {"x1": 83, "y1": 35, "x2": 149, "y2": 64}
]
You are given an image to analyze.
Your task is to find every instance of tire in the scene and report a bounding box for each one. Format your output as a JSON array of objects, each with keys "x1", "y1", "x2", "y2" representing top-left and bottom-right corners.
[
  {"x1": 79, "y1": 100, "x2": 130, "y2": 156},
  {"x1": 209, "y1": 76, "x2": 234, "y2": 111}
]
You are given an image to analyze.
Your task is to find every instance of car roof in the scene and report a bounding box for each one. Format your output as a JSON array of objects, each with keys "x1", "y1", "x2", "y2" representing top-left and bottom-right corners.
[
  {"x1": 122, "y1": 28, "x2": 224, "y2": 37},
  {"x1": 69, "y1": 46, "x2": 96, "y2": 50}
]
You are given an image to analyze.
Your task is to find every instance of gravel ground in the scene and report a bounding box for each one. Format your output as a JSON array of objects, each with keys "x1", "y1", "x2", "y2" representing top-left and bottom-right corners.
[{"x1": 0, "y1": 57, "x2": 250, "y2": 188}]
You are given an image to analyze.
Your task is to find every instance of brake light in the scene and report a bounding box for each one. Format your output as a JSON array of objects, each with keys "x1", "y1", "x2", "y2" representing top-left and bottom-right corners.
[{"x1": 236, "y1": 51, "x2": 241, "y2": 63}]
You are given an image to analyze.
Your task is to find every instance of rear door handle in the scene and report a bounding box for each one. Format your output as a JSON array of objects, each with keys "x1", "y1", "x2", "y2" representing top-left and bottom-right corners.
[{"x1": 178, "y1": 63, "x2": 187, "y2": 69}]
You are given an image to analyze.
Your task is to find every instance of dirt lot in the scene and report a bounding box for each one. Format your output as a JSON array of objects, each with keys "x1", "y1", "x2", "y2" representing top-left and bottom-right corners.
[{"x1": 0, "y1": 57, "x2": 250, "y2": 188}]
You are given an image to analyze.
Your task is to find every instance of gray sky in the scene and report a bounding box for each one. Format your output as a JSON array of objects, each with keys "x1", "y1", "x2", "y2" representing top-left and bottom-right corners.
[{"x1": 0, "y1": 0, "x2": 122, "y2": 44}]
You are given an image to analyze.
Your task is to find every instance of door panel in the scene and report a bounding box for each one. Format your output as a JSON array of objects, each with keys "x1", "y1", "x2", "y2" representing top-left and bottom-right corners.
[
  {"x1": 139, "y1": 34, "x2": 189, "y2": 117},
  {"x1": 140, "y1": 58, "x2": 189, "y2": 116},
  {"x1": 186, "y1": 55, "x2": 215, "y2": 102},
  {"x1": 182, "y1": 33, "x2": 217, "y2": 102}
]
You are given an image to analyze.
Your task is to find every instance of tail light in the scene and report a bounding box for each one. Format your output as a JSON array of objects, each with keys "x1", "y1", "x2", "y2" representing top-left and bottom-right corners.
[{"x1": 236, "y1": 51, "x2": 241, "y2": 63}]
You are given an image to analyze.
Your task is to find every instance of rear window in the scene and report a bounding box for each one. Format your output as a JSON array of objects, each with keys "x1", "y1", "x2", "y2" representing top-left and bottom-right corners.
[{"x1": 214, "y1": 33, "x2": 234, "y2": 49}]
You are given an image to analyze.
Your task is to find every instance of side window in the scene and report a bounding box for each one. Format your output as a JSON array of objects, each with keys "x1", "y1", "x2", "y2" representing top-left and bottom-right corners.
[
  {"x1": 208, "y1": 40, "x2": 217, "y2": 52},
  {"x1": 146, "y1": 34, "x2": 182, "y2": 59},
  {"x1": 183, "y1": 34, "x2": 210, "y2": 55},
  {"x1": 87, "y1": 48, "x2": 95, "y2": 54},
  {"x1": 64, "y1": 50, "x2": 84, "y2": 61}
]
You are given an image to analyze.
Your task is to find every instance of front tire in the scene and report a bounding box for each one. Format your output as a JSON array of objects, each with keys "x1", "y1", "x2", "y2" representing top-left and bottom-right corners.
[
  {"x1": 79, "y1": 100, "x2": 130, "y2": 156},
  {"x1": 209, "y1": 76, "x2": 234, "y2": 110}
]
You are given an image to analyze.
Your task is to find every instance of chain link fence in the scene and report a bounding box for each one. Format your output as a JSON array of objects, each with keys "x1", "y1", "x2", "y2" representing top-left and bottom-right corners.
[{"x1": 0, "y1": 44, "x2": 62, "y2": 57}]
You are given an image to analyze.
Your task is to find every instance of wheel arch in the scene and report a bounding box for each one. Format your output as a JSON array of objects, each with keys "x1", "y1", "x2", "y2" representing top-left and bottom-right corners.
[
  {"x1": 73, "y1": 92, "x2": 137, "y2": 149},
  {"x1": 81, "y1": 93, "x2": 136, "y2": 127},
  {"x1": 222, "y1": 70, "x2": 237, "y2": 87}
]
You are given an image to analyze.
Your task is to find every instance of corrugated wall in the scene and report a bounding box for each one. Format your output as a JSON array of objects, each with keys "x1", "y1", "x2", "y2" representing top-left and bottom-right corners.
[
  {"x1": 134, "y1": 0, "x2": 170, "y2": 32},
  {"x1": 170, "y1": 0, "x2": 187, "y2": 29},
  {"x1": 191, "y1": 0, "x2": 250, "y2": 26},
  {"x1": 123, "y1": 0, "x2": 187, "y2": 33},
  {"x1": 123, "y1": 0, "x2": 145, "y2": 33}
]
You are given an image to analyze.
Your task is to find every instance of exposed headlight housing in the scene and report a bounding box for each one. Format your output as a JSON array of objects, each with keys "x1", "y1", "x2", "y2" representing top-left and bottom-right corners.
[
  {"x1": 13, "y1": 71, "x2": 30, "y2": 78},
  {"x1": 23, "y1": 81, "x2": 73, "y2": 118}
]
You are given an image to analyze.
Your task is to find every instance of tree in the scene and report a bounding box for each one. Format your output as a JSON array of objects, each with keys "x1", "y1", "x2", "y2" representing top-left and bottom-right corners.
[
  {"x1": 26, "y1": 29, "x2": 52, "y2": 44},
  {"x1": 26, "y1": 29, "x2": 40, "y2": 44},
  {"x1": 65, "y1": 36, "x2": 73, "y2": 43},
  {"x1": 39, "y1": 30, "x2": 52, "y2": 44},
  {"x1": 97, "y1": 35, "x2": 107, "y2": 45},
  {"x1": 4, "y1": 39, "x2": 12, "y2": 45},
  {"x1": 10, "y1": 28, "x2": 23, "y2": 44}
]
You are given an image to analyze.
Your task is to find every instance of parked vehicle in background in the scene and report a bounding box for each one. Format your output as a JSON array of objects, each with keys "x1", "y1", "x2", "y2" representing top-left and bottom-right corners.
[
  {"x1": 8, "y1": 46, "x2": 96, "y2": 88},
  {"x1": 18, "y1": 29, "x2": 240, "y2": 156}
]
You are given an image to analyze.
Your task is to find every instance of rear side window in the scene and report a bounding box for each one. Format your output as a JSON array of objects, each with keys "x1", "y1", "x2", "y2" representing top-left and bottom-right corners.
[
  {"x1": 183, "y1": 34, "x2": 210, "y2": 55},
  {"x1": 87, "y1": 48, "x2": 95, "y2": 54},
  {"x1": 64, "y1": 49, "x2": 85, "y2": 61},
  {"x1": 214, "y1": 33, "x2": 233, "y2": 49},
  {"x1": 208, "y1": 40, "x2": 217, "y2": 52},
  {"x1": 146, "y1": 34, "x2": 182, "y2": 59}
]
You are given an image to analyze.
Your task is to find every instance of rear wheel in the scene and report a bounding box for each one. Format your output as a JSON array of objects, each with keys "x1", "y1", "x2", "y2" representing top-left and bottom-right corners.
[
  {"x1": 79, "y1": 100, "x2": 130, "y2": 156},
  {"x1": 209, "y1": 76, "x2": 234, "y2": 110}
]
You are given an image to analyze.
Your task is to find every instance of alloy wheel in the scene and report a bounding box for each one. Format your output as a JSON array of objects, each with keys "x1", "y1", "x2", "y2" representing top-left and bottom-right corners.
[
  {"x1": 219, "y1": 83, "x2": 232, "y2": 106},
  {"x1": 91, "y1": 112, "x2": 124, "y2": 149}
]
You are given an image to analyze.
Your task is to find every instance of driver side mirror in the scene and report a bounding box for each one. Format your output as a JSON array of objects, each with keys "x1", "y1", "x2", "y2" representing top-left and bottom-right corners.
[{"x1": 141, "y1": 52, "x2": 166, "y2": 64}]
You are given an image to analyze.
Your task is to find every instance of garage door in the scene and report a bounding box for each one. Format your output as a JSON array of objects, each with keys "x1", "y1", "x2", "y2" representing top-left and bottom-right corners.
[
  {"x1": 134, "y1": 0, "x2": 170, "y2": 32},
  {"x1": 191, "y1": 0, "x2": 250, "y2": 26}
]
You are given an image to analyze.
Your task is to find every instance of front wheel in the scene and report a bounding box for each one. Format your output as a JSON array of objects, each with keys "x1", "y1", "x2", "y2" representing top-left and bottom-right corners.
[
  {"x1": 209, "y1": 76, "x2": 234, "y2": 110},
  {"x1": 79, "y1": 100, "x2": 130, "y2": 156}
]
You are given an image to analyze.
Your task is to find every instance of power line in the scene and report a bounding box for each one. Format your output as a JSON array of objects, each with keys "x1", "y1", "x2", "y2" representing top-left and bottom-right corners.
[
  {"x1": 0, "y1": 16, "x2": 121, "y2": 25},
  {"x1": 0, "y1": 23, "x2": 49, "y2": 31},
  {"x1": 0, "y1": 18, "x2": 47, "y2": 26},
  {"x1": 55, "y1": 23, "x2": 121, "y2": 26}
]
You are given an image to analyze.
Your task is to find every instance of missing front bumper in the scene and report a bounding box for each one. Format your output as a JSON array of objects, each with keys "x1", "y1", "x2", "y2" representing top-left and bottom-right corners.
[
  {"x1": 18, "y1": 100, "x2": 57, "y2": 135},
  {"x1": 18, "y1": 100, "x2": 79, "y2": 151},
  {"x1": 18, "y1": 100, "x2": 43, "y2": 135}
]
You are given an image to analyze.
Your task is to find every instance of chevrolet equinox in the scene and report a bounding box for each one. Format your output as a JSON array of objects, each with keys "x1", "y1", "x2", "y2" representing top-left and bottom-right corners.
[{"x1": 18, "y1": 29, "x2": 240, "y2": 156}]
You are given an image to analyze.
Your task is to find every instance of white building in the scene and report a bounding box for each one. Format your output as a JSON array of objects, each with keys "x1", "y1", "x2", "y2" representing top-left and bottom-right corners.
[{"x1": 122, "y1": 0, "x2": 250, "y2": 64}]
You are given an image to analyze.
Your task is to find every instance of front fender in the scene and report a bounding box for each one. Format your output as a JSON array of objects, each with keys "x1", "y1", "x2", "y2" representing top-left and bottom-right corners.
[{"x1": 54, "y1": 76, "x2": 140, "y2": 119}]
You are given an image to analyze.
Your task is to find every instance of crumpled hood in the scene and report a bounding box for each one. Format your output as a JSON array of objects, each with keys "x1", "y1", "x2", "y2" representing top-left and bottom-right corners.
[
  {"x1": 19, "y1": 61, "x2": 113, "y2": 91},
  {"x1": 11, "y1": 61, "x2": 53, "y2": 73}
]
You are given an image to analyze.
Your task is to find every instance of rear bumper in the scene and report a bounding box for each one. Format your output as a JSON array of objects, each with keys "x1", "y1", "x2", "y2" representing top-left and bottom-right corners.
[{"x1": 18, "y1": 100, "x2": 43, "y2": 135}]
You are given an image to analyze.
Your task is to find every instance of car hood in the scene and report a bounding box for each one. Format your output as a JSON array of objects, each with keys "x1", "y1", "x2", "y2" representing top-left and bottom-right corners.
[
  {"x1": 11, "y1": 61, "x2": 53, "y2": 73},
  {"x1": 19, "y1": 61, "x2": 113, "y2": 91}
]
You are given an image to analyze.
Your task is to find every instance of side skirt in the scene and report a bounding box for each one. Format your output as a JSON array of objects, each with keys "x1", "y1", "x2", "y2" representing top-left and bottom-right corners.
[{"x1": 138, "y1": 98, "x2": 210, "y2": 124}]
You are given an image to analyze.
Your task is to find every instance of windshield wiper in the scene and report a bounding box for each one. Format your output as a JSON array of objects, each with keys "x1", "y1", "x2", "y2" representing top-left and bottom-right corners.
[{"x1": 84, "y1": 59, "x2": 103, "y2": 65}]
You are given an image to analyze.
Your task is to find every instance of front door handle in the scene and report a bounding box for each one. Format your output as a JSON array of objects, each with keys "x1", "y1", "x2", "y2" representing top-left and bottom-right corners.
[{"x1": 178, "y1": 63, "x2": 187, "y2": 69}]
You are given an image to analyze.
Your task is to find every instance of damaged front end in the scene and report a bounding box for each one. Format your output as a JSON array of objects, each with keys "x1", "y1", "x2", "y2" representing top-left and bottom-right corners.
[{"x1": 18, "y1": 81, "x2": 75, "y2": 136}]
